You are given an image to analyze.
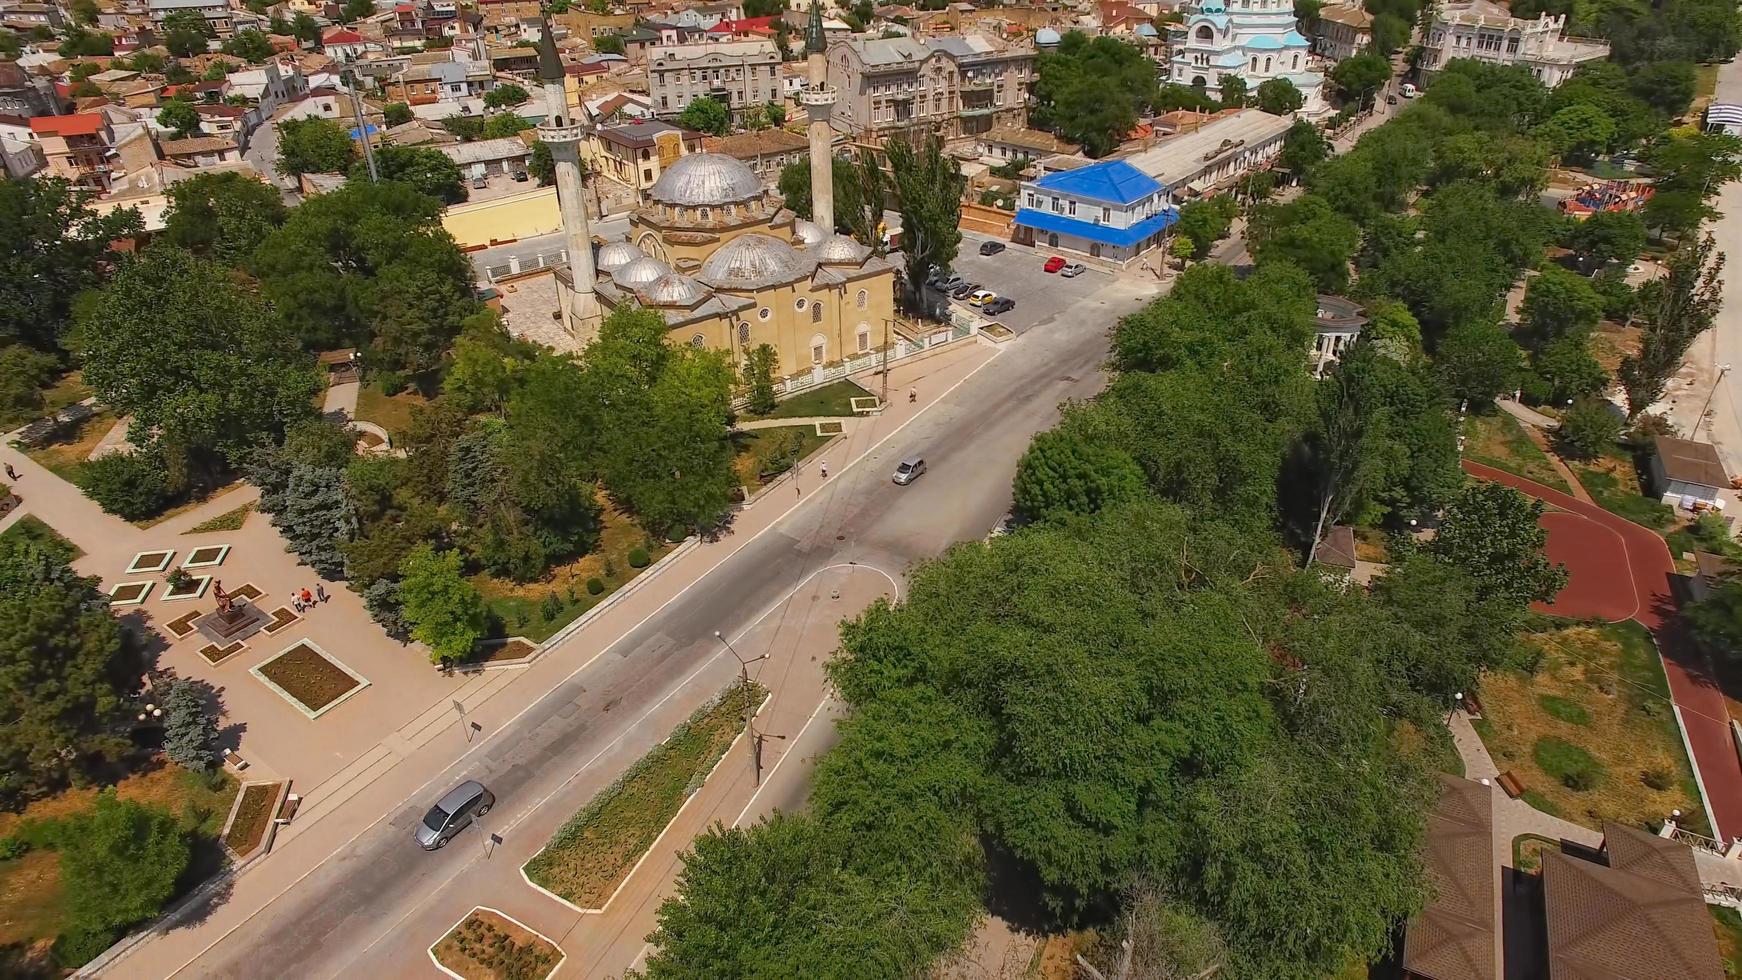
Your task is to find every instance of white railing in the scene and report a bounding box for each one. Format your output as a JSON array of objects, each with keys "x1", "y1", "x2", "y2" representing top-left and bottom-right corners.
[
  {"x1": 1672, "y1": 825, "x2": 1728, "y2": 854},
  {"x1": 736, "y1": 317, "x2": 978, "y2": 410}
]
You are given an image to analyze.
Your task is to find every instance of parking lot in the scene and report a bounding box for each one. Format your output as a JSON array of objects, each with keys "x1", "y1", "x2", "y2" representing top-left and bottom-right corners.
[{"x1": 929, "y1": 231, "x2": 1131, "y2": 333}]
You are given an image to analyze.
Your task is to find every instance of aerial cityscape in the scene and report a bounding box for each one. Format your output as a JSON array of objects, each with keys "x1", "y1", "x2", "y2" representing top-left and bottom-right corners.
[{"x1": 1, "y1": 0, "x2": 1741, "y2": 975}]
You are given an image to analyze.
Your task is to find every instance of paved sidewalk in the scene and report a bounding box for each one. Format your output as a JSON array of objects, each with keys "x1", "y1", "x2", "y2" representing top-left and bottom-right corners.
[
  {"x1": 322, "y1": 380, "x2": 359, "y2": 420},
  {"x1": 1448, "y1": 711, "x2": 1602, "y2": 859},
  {"x1": 736, "y1": 414, "x2": 863, "y2": 432}
]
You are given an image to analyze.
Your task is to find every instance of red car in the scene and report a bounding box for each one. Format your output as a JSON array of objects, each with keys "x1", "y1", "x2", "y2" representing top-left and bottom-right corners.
[{"x1": 1043, "y1": 256, "x2": 1067, "y2": 273}]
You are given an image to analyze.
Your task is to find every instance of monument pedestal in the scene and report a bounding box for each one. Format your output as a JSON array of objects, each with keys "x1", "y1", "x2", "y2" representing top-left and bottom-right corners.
[{"x1": 194, "y1": 600, "x2": 266, "y2": 644}]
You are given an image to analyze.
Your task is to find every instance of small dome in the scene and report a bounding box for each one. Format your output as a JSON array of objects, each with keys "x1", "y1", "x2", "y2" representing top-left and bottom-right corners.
[
  {"x1": 612, "y1": 255, "x2": 671, "y2": 289},
  {"x1": 648, "y1": 152, "x2": 764, "y2": 207},
  {"x1": 814, "y1": 233, "x2": 870, "y2": 266},
  {"x1": 699, "y1": 233, "x2": 808, "y2": 290},
  {"x1": 596, "y1": 241, "x2": 644, "y2": 272},
  {"x1": 1035, "y1": 27, "x2": 1061, "y2": 44},
  {"x1": 642, "y1": 272, "x2": 709, "y2": 307},
  {"x1": 792, "y1": 219, "x2": 829, "y2": 246}
]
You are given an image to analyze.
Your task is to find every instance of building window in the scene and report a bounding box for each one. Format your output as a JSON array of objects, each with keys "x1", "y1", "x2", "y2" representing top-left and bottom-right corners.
[
  {"x1": 758, "y1": 306, "x2": 771, "y2": 321},
  {"x1": 811, "y1": 337, "x2": 825, "y2": 364},
  {"x1": 700, "y1": 207, "x2": 710, "y2": 220},
  {"x1": 795, "y1": 297, "x2": 807, "y2": 311},
  {"x1": 690, "y1": 334, "x2": 706, "y2": 348},
  {"x1": 856, "y1": 289, "x2": 868, "y2": 310},
  {"x1": 857, "y1": 327, "x2": 870, "y2": 352},
  {"x1": 811, "y1": 302, "x2": 823, "y2": 324},
  {"x1": 738, "y1": 322, "x2": 751, "y2": 343}
]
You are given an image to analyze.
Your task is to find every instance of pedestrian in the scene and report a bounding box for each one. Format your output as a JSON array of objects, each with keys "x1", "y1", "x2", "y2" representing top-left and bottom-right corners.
[
  {"x1": 315, "y1": 583, "x2": 327, "y2": 603},
  {"x1": 299, "y1": 587, "x2": 313, "y2": 607},
  {"x1": 820, "y1": 460, "x2": 828, "y2": 479},
  {"x1": 908, "y1": 387, "x2": 917, "y2": 404},
  {"x1": 3, "y1": 463, "x2": 16, "y2": 480},
  {"x1": 292, "y1": 595, "x2": 304, "y2": 613}
]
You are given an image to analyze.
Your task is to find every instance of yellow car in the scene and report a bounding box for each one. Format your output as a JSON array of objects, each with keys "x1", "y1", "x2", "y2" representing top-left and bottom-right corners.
[{"x1": 967, "y1": 289, "x2": 998, "y2": 307}]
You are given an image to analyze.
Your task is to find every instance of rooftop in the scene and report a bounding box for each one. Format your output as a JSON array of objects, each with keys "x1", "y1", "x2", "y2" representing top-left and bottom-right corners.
[
  {"x1": 980, "y1": 125, "x2": 1079, "y2": 155},
  {"x1": 435, "y1": 136, "x2": 533, "y2": 165},
  {"x1": 28, "y1": 112, "x2": 105, "y2": 137},
  {"x1": 159, "y1": 135, "x2": 238, "y2": 155},
  {"x1": 648, "y1": 39, "x2": 778, "y2": 63},
  {"x1": 596, "y1": 118, "x2": 694, "y2": 149},
  {"x1": 1654, "y1": 434, "x2": 1730, "y2": 489},
  {"x1": 703, "y1": 128, "x2": 807, "y2": 159},
  {"x1": 1401, "y1": 776, "x2": 1500, "y2": 980},
  {"x1": 1031, "y1": 159, "x2": 1161, "y2": 205},
  {"x1": 1120, "y1": 109, "x2": 1294, "y2": 187}
]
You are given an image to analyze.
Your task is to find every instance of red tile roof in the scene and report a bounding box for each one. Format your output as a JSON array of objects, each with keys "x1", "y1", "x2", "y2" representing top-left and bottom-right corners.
[
  {"x1": 322, "y1": 28, "x2": 363, "y2": 44},
  {"x1": 29, "y1": 112, "x2": 104, "y2": 137}
]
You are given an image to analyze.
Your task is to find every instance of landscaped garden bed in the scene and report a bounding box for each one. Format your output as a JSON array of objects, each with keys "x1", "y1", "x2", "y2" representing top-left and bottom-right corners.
[
  {"x1": 161, "y1": 573, "x2": 211, "y2": 602},
  {"x1": 198, "y1": 641, "x2": 247, "y2": 665},
  {"x1": 1471, "y1": 621, "x2": 1708, "y2": 834},
  {"x1": 522, "y1": 682, "x2": 763, "y2": 909},
  {"x1": 475, "y1": 506, "x2": 675, "y2": 644},
  {"x1": 0, "y1": 515, "x2": 80, "y2": 563},
  {"x1": 108, "y1": 581, "x2": 152, "y2": 605},
  {"x1": 165, "y1": 610, "x2": 202, "y2": 639},
  {"x1": 731, "y1": 425, "x2": 831, "y2": 492},
  {"x1": 223, "y1": 781, "x2": 282, "y2": 859},
  {"x1": 262, "y1": 607, "x2": 300, "y2": 634},
  {"x1": 125, "y1": 549, "x2": 175, "y2": 574},
  {"x1": 467, "y1": 638, "x2": 536, "y2": 666},
  {"x1": 1461, "y1": 410, "x2": 1570, "y2": 493},
  {"x1": 251, "y1": 641, "x2": 368, "y2": 718},
  {"x1": 182, "y1": 544, "x2": 230, "y2": 568},
  {"x1": 184, "y1": 503, "x2": 253, "y2": 535},
  {"x1": 429, "y1": 908, "x2": 562, "y2": 980},
  {"x1": 746, "y1": 379, "x2": 875, "y2": 420}
]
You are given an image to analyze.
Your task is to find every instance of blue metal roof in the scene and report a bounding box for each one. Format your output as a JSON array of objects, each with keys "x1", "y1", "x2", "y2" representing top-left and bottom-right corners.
[
  {"x1": 1014, "y1": 207, "x2": 1178, "y2": 249},
  {"x1": 1032, "y1": 161, "x2": 1163, "y2": 206},
  {"x1": 1282, "y1": 29, "x2": 1311, "y2": 46}
]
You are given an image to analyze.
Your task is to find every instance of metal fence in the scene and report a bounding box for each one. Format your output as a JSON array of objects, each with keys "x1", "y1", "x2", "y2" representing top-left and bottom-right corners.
[
  {"x1": 484, "y1": 248, "x2": 569, "y2": 282},
  {"x1": 750, "y1": 314, "x2": 980, "y2": 407}
]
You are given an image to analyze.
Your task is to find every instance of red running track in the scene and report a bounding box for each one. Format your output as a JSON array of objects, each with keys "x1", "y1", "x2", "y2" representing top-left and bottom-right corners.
[{"x1": 1464, "y1": 460, "x2": 1742, "y2": 842}]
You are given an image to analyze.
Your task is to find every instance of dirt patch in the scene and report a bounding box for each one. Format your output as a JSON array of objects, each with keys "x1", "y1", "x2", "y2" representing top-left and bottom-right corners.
[
  {"x1": 199, "y1": 641, "x2": 246, "y2": 665},
  {"x1": 262, "y1": 607, "x2": 299, "y2": 635},
  {"x1": 258, "y1": 643, "x2": 360, "y2": 712},
  {"x1": 223, "y1": 782, "x2": 280, "y2": 858},
  {"x1": 165, "y1": 610, "x2": 202, "y2": 638},
  {"x1": 110, "y1": 582, "x2": 150, "y2": 603},
  {"x1": 431, "y1": 908, "x2": 561, "y2": 980},
  {"x1": 469, "y1": 638, "x2": 535, "y2": 665},
  {"x1": 20, "y1": 409, "x2": 112, "y2": 482}
]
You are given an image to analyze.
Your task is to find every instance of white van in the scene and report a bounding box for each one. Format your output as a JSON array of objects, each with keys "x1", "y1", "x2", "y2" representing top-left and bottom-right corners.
[{"x1": 1400, "y1": 82, "x2": 1418, "y2": 99}]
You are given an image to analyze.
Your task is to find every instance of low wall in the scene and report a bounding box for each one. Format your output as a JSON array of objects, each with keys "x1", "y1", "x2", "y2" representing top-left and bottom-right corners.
[{"x1": 959, "y1": 201, "x2": 1014, "y2": 239}]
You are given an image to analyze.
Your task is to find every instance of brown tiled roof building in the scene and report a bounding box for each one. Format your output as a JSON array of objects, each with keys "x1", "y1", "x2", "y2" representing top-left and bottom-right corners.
[{"x1": 1404, "y1": 776, "x2": 1502, "y2": 980}]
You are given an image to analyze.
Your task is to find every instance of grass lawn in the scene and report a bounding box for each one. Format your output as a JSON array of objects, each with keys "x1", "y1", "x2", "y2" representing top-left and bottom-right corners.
[
  {"x1": 1472, "y1": 621, "x2": 1709, "y2": 834},
  {"x1": 731, "y1": 425, "x2": 831, "y2": 492},
  {"x1": 354, "y1": 384, "x2": 429, "y2": 439},
  {"x1": 18, "y1": 409, "x2": 113, "y2": 484},
  {"x1": 1462, "y1": 410, "x2": 1571, "y2": 494},
  {"x1": 523, "y1": 682, "x2": 763, "y2": 908},
  {"x1": 1697, "y1": 64, "x2": 1721, "y2": 102},
  {"x1": 1566, "y1": 445, "x2": 1675, "y2": 530},
  {"x1": 0, "y1": 762, "x2": 238, "y2": 967},
  {"x1": 431, "y1": 909, "x2": 561, "y2": 980},
  {"x1": 0, "y1": 515, "x2": 80, "y2": 563},
  {"x1": 475, "y1": 505, "x2": 674, "y2": 644},
  {"x1": 747, "y1": 379, "x2": 875, "y2": 420},
  {"x1": 0, "y1": 371, "x2": 91, "y2": 434},
  {"x1": 1713, "y1": 905, "x2": 1742, "y2": 979},
  {"x1": 185, "y1": 502, "x2": 255, "y2": 535}
]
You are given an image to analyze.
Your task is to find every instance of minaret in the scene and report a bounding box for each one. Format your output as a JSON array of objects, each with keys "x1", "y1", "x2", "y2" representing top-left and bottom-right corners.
[
  {"x1": 534, "y1": 13, "x2": 601, "y2": 338},
  {"x1": 799, "y1": 3, "x2": 836, "y2": 233}
]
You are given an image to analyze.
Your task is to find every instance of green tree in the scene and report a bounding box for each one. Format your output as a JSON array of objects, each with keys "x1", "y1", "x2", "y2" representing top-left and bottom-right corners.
[
  {"x1": 1248, "y1": 193, "x2": 1360, "y2": 291},
  {"x1": 764, "y1": 101, "x2": 786, "y2": 127},
  {"x1": 1435, "y1": 320, "x2": 1521, "y2": 405},
  {"x1": 341, "y1": 0, "x2": 375, "y2": 21},
  {"x1": 162, "y1": 8, "x2": 212, "y2": 57},
  {"x1": 1276, "y1": 118, "x2": 1329, "y2": 177},
  {"x1": 529, "y1": 139, "x2": 555, "y2": 185},
  {"x1": 1619, "y1": 233, "x2": 1725, "y2": 416},
  {"x1": 221, "y1": 27, "x2": 274, "y2": 62},
  {"x1": 274, "y1": 465, "x2": 356, "y2": 577},
  {"x1": 743, "y1": 343, "x2": 779, "y2": 416},
  {"x1": 162, "y1": 170, "x2": 286, "y2": 262},
  {"x1": 277, "y1": 116, "x2": 356, "y2": 175},
  {"x1": 1255, "y1": 77, "x2": 1304, "y2": 115},
  {"x1": 1169, "y1": 233, "x2": 1196, "y2": 263},
  {"x1": 160, "y1": 679, "x2": 219, "y2": 771},
  {"x1": 1011, "y1": 425, "x2": 1145, "y2": 522},
  {"x1": 1562, "y1": 209, "x2": 1646, "y2": 271},
  {"x1": 1218, "y1": 73, "x2": 1248, "y2": 109},
  {"x1": 355, "y1": 145, "x2": 467, "y2": 203},
  {"x1": 1534, "y1": 102, "x2": 1616, "y2": 162},
  {"x1": 397, "y1": 544, "x2": 487, "y2": 663},
  {"x1": 55, "y1": 792, "x2": 190, "y2": 963},
  {"x1": 483, "y1": 82, "x2": 530, "y2": 110},
  {"x1": 1171, "y1": 196, "x2": 1238, "y2": 259},
  {"x1": 0, "y1": 175, "x2": 143, "y2": 350},
  {"x1": 79, "y1": 247, "x2": 320, "y2": 458},
  {"x1": 594, "y1": 33, "x2": 626, "y2": 55},
  {"x1": 1329, "y1": 53, "x2": 1389, "y2": 106},
  {"x1": 482, "y1": 113, "x2": 533, "y2": 139},
  {"x1": 1520, "y1": 265, "x2": 1604, "y2": 345},
  {"x1": 677, "y1": 95, "x2": 732, "y2": 136},
  {"x1": 76, "y1": 450, "x2": 176, "y2": 520},
  {"x1": 1689, "y1": 574, "x2": 1742, "y2": 665},
  {"x1": 1531, "y1": 333, "x2": 1608, "y2": 403},
  {"x1": 70, "y1": 0, "x2": 98, "y2": 24},
  {"x1": 383, "y1": 101, "x2": 414, "y2": 126},
  {"x1": 1430, "y1": 481, "x2": 1568, "y2": 607},
  {"x1": 1030, "y1": 32, "x2": 1159, "y2": 157},
  {"x1": 0, "y1": 343, "x2": 60, "y2": 421},
  {"x1": 884, "y1": 132, "x2": 963, "y2": 311},
  {"x1": 156, "y1": 98, "x2": 202, "y2": 139},
  {"x1": 1555, "y1": 396, "x2": 1624, "y2": 459},
  {"x1": 291, "y1": 11, "x2": 320, "y2": 42}
]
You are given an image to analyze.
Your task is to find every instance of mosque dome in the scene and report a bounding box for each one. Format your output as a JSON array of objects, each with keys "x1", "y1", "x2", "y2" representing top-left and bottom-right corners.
[
  {"x1": 642, "y1": 272, "x2": 709, "y2": 307},
  {"x1": 648, "y1": 152, "x2": 764, "y2": 207},
  {"x1": 596, "y1": 240, "x2": 644, "y2": 272},
  {"x1": 1035, "y1": 27, "x2": 1061, "y2": 45},
  {"x1": 814, "y1": 233, "x2": 870, "y2": 266},
  {"x1": 699, "y1": 233, "x2": 809, "y2": 290},
  {"x1": 611, "y1": 255, "x2": 671, "y2": 289},
  {"x1": 792, "y1": 219, "x2": 829, "y2": 246}
]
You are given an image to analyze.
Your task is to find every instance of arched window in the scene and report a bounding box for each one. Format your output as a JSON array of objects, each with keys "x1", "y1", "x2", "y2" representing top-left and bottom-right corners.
[
  {"x1": 690, "y1": 334, "x2": 706, "y2": 348},
  {"x1": 1264, "y1": 56, "x2": 1272, "y2": 72},
  {"x1": 811, "y1": 301, "x2": 824, "y2": 324},
  {"x1": 856, "y1": 289, "x2": 868, "y2": 310},
  {"x1": 857, "y1": 326, "x2": 870, "y2": 352},
  {"x1": 810, "y1": 335, "x2": 826, "y2": 364},
  {"x1": 1250, "y1": 56, "x2": 1257, "y2": 70},
  {"x1": 1292, "y1": 54, "x2": 1300, "y2": 70},
  {"x1": 737, "y1": 322, "x2": 751, "y2": 343},
  {"x1": 1194, "y1": 24, "x2": 1213, "y2": 41}
]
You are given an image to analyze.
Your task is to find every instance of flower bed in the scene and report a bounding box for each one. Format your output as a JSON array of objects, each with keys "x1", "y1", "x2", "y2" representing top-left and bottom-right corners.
[
  {"x1": 198, "y1": 641, "x2": 246, "y2": 665},
  {"x1": 522, "y1": 682, "x2": 761, "y2": 909},
  {"x1": 223, "y1": 781, "x2": 281, "y2": 859},
  {"x1": 109, "y1": 581, "x2": 152, "y2": 605},
  {"x1": 263, "y1": 607, "x2": 299, "y2": 635},
  {"x1": 165, "y1": 610, "x2": 202, "y2": 639},
  {"x1": 430, "y1": 908, "x2": 562, "y2": 980},
  {"x1": 185, "y1": 503, "x2": 253, "y2": 535},
  {"x1": 251, "y1": 642, "x2": 368, "y2": 718}
]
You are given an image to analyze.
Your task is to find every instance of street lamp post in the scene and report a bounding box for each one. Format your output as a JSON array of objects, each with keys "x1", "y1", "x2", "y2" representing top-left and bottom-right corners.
[
  {"x1": 714, "y1": 630, "x2": 771, "y2": 785},
  {"x1": 1698, "y1": 364, "x2": 1731, "y2": 439}
]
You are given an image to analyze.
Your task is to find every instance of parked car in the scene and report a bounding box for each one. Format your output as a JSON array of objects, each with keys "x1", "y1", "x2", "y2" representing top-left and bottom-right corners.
[
  {"x1": 511, "y1": 170, "x2": 529, "y2": 182},
  {"x1": 892, "y1": 456, "x2": 927, "y2": 485},
  {"x1": 416, "y1": 780, "x2": 494, "y2": 849},
  {"x1": 470, "y1": 175, "x2": 487, "y2": 189},
  {"x1": 967, "y1": 289, "x2": 998, "y2": 307},
  {"x1": 934, "y1": 273, "x2": 967, "y2": 293},
  {"x1": 1386, "y1": 94, "x2": 1398, "y2": 105},
  {"x1": 982, "y1": 297, "x2": 1016, "y2": 315},
  {"x1": 978, "y1": 240, "x2": 1006, "y2": 256},
  {"x1": 950, "y1": 281, "x2": 980, "y2": 300},
  {"x1": 1060, "y1": 263, "x2": 1087, "y2": 278},
  {"x1": 1044, "y1": 256, "x2": 1067, "y2": 273}
]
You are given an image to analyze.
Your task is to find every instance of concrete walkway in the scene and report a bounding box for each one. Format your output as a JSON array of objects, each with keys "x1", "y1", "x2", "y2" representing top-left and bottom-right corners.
[
  {"x1": 1498, "y1": 398, "x2": 1561, "y2": 431},
  {"x1": 322, "y1": 379, "x2": 359, "y2": 421},
  {"x1": 1449, "y1": 711, "x2": 1603, "y2": 856},
  {"x1": 1494, "y1": 404, "x2": 1595, "y2": 504},
  {"x1": 735, "y1": 414, "x2": 862, "y2": 432}
]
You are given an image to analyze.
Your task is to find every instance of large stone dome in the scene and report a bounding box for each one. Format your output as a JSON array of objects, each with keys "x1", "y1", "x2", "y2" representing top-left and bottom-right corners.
[
  {"x1": 814, "y1": 233, "x2": 870, "y2": 266},
  {"x1": 699, "y1": 233, "x2": 808, "y2": 290},
  {"x1": 642, "y1": 272, "x2": 709, "y2": 307},
  {"x1": 596, "y1": 240, "x2": 644, "y2": 272},
  {"x1": 648, "y1": 152, "x2": 764, "y2": 207},
  {"x1": 612, "y1": 254, "x2": 671, "y2": 289}
]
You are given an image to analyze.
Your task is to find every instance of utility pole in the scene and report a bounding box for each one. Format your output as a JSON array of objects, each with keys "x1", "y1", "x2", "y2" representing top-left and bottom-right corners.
[
  {"x1": 1698, "y1": 363, "x2": 1731, "y2": 438},
  {"x1": 881, "y1": 315, "x2": 891, "y2": 403},
  {"x1": 714, "y1": 630, "x2": 770, "y2": 785},
  {"x1": 345, "y1": 70, "x2": 378, "y2": 182}
]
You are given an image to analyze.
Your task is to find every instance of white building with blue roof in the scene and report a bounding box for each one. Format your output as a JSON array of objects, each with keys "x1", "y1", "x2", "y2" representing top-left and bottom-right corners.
[
  {"x1": 1012, "y1": 160, "x2": 1178, "y2": 264},
  {"x1": 1168, "y1": 0, "x2": 1324, "y2": 113}
]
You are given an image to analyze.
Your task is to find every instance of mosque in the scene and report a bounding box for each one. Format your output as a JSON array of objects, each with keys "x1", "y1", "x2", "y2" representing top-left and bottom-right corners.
[{"x1": 530, "y1": 4, "x2": 899, "y2": 379}]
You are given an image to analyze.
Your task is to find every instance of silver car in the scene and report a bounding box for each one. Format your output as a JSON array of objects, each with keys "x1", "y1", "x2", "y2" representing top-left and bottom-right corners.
[
  {"x1": 416, "y1": 780, "x2": 494, "y2": 849},
  {"x1": 892, "y1": 456, "x2": 926, "y2": 485},
  {"x1": 1059, "y1": 263, "x2": 1087, "y2": 278}
]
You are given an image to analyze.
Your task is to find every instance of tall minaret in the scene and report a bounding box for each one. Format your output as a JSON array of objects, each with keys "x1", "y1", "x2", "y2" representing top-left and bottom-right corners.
[
  {"x1": 799, "y1": 2, "x2": 836, "y2": 233},
  {"x1": 534, "y1": 13, "x2": 601, "y2": 337}
]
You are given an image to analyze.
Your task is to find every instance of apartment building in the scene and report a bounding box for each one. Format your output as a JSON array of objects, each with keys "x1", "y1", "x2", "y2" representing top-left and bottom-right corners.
[
  {"x1": 1420, "y1": 0, "x2": 1608, "y2": 86},
  {"x1": 1312, "y1": 3, "x2": 1372, "y2": 61},
  {"x1": 29, "y1": 113, "x2": 121, "y2": 191},
  {"x1": 391, "y1": 59, "x2": 495, "y2": 105},
  {"x1": 147, "y1": 0, "x2": 234, "y2": 37},
  {"x1": 584, "y1": 117, "x2": 704, "y2": 199},
  {"x1": 826, "y1": 33, "x2": 1034, "y2": 147},
  {"x1": 648, "y1": 40, "x2": 782, "y2": 117}
]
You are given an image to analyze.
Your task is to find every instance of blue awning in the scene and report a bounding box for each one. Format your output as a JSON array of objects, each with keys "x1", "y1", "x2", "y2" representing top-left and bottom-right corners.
[{"x1": 1014, "y1": 207, "x2": 1178, "y2": 249}]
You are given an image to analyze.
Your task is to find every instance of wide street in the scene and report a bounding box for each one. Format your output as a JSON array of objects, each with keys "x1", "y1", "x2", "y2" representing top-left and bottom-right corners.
[
  {"x1": 1691, "y1": 54, "x2": 1742, "y2": 474},
  {"x1": 117, "y1": 261, "x2": 1154, "y2": 979}
]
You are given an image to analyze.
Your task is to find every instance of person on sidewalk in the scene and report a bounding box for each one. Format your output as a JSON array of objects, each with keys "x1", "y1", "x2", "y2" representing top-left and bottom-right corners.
[
  {"x1": 3, "y1": 464, "x2": 16, "y2": 481},
  {"x1": 908, "y1": 387, "x2": 916, "y2": 404},
  {"x1": 820, "y1": 460, "x2": 828, "y2": 479},
  {"x1": 315, "y1": 583, "x2": 327, "y2": 603},
  {"x1": 300, "y1": 587, "x2": 314, "y2": 607}
]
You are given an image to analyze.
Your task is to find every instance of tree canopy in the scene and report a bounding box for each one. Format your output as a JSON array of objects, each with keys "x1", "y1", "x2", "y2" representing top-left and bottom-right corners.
[
  {"x1": 162, "y1": 170, "x2": 286, "y2": 262},
  {"x1": 1030, "y1": 32, "x2": 1158, "y2": 157},
  {"x1": 0, "y1": 176, "x2": 143, "y2": 351},
  {"x1": 277, "y1": 116, "x2": 356, "y2": 176}
]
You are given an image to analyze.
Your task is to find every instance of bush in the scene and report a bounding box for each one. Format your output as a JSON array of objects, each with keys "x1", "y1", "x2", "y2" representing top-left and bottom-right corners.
[
  {"x1": 1534, "y1": 736, "x2": 1604, "y2": 791},
  {"x1": 1641, "y1": 766, "x2": 1674, "y2": 791},
  {"x1": 540, "y1": 591, "x2": 563, "y2": 621},
  {"x1": 161, "y1": 679, "x2": 218, "y2": 772},
  {"x1": 0, "y1": 835, "x2": 28, "y2": 860},
  {"x1": 373, "y1": 370, "x2": 408, "y2": 396},
  {"x1": 1555, "y1": 397, "x2": 1625, "y2": 461},
  {"x1": 56, "y1": 791, "x2": 190, "y2": 963},
  {"x1": 586, "y1": 577, "x2": 604, "y2": 595},
  {"x1": 76, "y1": 450, "x2": 176, "y2": 520},
  {"x1": 627, "y1": 546, "x2": 650, "y2": 568}
]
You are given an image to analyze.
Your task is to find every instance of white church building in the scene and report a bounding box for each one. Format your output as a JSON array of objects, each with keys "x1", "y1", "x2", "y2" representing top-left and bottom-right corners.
[{"x1": 1167, "y1": 0, "x2": 1325, "y2": 114}]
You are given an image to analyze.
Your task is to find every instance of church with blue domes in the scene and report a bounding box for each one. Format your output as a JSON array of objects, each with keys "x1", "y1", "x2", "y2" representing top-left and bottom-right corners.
[{"x1": 1168, "y1": 0, "x2": 1325, "y2": 114}]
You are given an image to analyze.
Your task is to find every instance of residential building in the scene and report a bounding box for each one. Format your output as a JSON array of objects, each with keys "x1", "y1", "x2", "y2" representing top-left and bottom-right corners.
[
  {"x1": 585, "y1": 117, "x2": 703, "y2": 200},
  {"x1": 614, "y1": 27, "x2": 663, "y2": 66},
  {"x1": 1168, "y1": 0, "x2": 1324, "y2": 113},
  {"x1": 148, "y1": 0, "x2": 234, "y2": 37},
  {"x1": 1119, "y1": 107, "x2": 1291, "y2": 198},
  {"x1": 436, "y1": 134, "x2": 533, "y2": 177},
  {"x1": 92, "y1": 159, "x2": 259, "y2": 231},
  {"x1": 976, "y1": 125, "x2": 1080, "y2": 166},
  {"x1": 321, "y1": 27, "x2": 382, "y2": 62},
  {"x1": 194, "y1": 102, "x2": 253, "y2": 147},
  {"x1": 1312, "y1": 294, "x2": 1365, "y2": 375},
  {"x1": 1649, "y1": 434, "x2": 1730, "y2": 509},
  {"x1": 0, "y1": 61, "x2": 57, "y2": 116},
  {"x1": 0, "y1": 115, "x2": 43, "y2": 178},
  {"x1": 1400, "y1": 776, "x2": 1500, "y2": 980},
  {"x1": 225, "y1": 60, "x2": 310, "y2": 115},
  {"x1": 1012, "y1": 159, "x2": 1178, "y2": 264},
  {"x1": 1311, "y1": 3, "x2": 1372, "y2": 61},
  {"x1": 826, "y1": 33, "x2": 1035, "y2": 147},
  {"x1": 647, "y1": 40, "x2": 782, "y2": 118},
  {"x1": 391, "y1": 59, "x2": 495, "y2": 105},
  {"x1": 29, "y1": 112, "x2": 121, "y2": 191},
  {"x1": 0, "y1": 2, "x2": 63, "y2": 31},
  {"x1": 704, "y1": 128, "x2": 808, "y2": 186},
  {"x1": 159, "y1": 135, "x2": 242, "y2": 165},
  {"x1": 1419, "y1": 0, "x2": 1609, "y2": 87}
]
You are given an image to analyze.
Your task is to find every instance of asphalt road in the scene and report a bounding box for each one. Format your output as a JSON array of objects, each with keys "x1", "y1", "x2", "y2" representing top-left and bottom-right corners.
[{"x1": 171, "y1": 272, "x2": 1156, "y2": 979}]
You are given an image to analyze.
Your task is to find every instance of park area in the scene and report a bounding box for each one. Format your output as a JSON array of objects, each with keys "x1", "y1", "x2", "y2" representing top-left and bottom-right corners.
[
  {"x1": 1471, "y1": 621, "x2": 1708, "y2": 834},
  {"x1": 742, "y1": 379, "x2": 875, "y2": 421},
  {"x1": 731, "y1": 424, "x2": 833, "y2": 492},
  {"x1": 522, "y1": 682, "x2": 762, "y2": 909},
  {"x1": 1461, "y1": 410, "x2": 1570, "y2": 494}
]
